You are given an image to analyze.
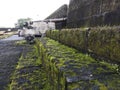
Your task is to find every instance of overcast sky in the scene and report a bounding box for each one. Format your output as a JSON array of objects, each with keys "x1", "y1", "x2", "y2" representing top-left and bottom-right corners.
[{"x1": 0, "y1": 0, "x2": 69, "y2": 27}]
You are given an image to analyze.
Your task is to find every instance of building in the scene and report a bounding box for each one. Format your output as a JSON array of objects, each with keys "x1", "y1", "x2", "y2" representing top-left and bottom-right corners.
[
  {"x1": 32, "y1": 21, "x2": 55, "y2": 34},
  {"x1": 45, "y1": 4, "x2": 68, "y2": 29}
]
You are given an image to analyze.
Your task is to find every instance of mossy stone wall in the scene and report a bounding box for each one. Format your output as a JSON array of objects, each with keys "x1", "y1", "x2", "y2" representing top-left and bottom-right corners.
[
  {"x1": 36, "y1": 38, "x2": 120, "y2": 90},
  {"x1": 46, "y1": 27, "x2": 120, "y2": 62}
]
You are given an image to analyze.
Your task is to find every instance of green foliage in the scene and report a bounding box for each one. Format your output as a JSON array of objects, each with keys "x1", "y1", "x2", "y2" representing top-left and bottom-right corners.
[
  {"x1": 46, "y1": 26, "x2": 120, "y2": 62},
  {"x1": 15, "y1": 18, "x2": 32, "y2": 28},
  {"x1": 15, "y1": 40, "x2": 27, "y2": 45}
]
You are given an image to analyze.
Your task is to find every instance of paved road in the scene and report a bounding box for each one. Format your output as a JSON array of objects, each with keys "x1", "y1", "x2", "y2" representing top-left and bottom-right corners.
[
  {"x1": 0, "y1": 36, "x2": 24, "y2": 90},
  {"x1": 0, "y1": 35, "x2": 24, "y2": 41}
]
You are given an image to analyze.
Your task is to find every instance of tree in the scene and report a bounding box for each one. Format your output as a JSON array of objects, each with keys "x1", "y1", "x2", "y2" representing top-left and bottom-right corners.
[{"x1": 15, "y1": 18, "x2": 32, "y2": 28}]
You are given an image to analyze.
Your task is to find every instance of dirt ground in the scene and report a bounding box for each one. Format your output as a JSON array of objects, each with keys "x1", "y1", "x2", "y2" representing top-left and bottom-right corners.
[{"x1": 0, "y1": 41, "x2": 24, "y2": 90}]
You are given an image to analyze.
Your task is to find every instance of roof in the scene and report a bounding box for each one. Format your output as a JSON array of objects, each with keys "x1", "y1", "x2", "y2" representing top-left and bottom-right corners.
[{"x1": 44, "y1": 17, "x2": 67, "y2": 22}]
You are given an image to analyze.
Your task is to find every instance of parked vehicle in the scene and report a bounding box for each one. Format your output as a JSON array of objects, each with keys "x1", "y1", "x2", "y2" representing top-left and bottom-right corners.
[
  {"x1": 18, "y1": 22, "x2": 42, "y2": 44},
  {"x1": 18, "y1": 22, "x2": 42, "y2": 37}
]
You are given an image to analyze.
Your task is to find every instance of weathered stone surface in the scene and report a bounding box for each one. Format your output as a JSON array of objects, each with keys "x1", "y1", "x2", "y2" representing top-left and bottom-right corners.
[
  {"x1": 38, "y1": 38, "x2": 120, "y2": 90},
  {"x1": 67, "y1": 0, "x2": 120, "y2": 28},
  {"x1": 46, "y1": 27, "x2": 120, "y2": 63}
]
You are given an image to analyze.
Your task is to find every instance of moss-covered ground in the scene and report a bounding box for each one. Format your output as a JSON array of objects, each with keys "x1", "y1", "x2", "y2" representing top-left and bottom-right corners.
[
  {"x1": 38, "y1": 37, "x2": 120, "y2": 90},
  {"x1": 0, "y1": 40, "x2": 24, "y2": 90},
  {"x1": 8, "y1": 40, "x2": 47, "y2": 90},
  {"x1": 7, "y1": 38, "x2": 120, "y2": 90}
]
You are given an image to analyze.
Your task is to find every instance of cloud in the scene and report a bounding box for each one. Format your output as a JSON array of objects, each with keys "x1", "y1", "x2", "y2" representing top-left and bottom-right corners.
[{"x1": 0, "y1": 0, "x2": 69, "y2": 27}]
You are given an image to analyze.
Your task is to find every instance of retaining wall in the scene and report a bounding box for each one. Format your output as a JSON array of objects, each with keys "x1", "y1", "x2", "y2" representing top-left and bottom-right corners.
[
  {"x1": 46, "y1": 27, "x2": 120, "y2": 63},
  {"x1": 36, "y1": 38, "x2": 120, "y2": 90}
]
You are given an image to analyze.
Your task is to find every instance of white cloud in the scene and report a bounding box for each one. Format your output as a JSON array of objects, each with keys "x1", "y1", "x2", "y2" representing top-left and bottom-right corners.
[{"x1": 0, "y1": 0, "x2": 69, "y2": 27}]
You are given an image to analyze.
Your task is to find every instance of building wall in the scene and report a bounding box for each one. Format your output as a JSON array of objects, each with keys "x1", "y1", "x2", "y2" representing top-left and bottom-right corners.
[
  {"x1": 67, "y1": 0, "x2": 120, "y2": 28},
  {"x1": 32, "y1": 21, "x2": 55, "y2": 33}
]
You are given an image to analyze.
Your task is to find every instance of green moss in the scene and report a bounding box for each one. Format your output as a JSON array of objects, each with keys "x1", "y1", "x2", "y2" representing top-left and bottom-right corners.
[
  {"x1": 8, "y1": 44, "x2": 48, "y2": 90},
  {"x1": 15, "y1": 40, "x2": 27, "y2": 45},
  {"x1": 94, "y1": 80, "x2": 108, "y2": 90},
  {"x1": 35, "y1": 37, "x2": 120, "y2": 90},
  {"x1": 8, "y1": 36, "x2": 120, "y2": 90},
  {"x1": 68, "y1": 83, "x2": 80, "y2": 90},
  {"x1": 46, "y1": 27, "x2": 120, "y2": 63}
]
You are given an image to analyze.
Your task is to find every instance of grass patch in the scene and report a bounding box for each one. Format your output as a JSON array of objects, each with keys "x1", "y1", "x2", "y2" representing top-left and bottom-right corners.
[{"x1": 8, "y1": 43, "x2": 47, "y2": 90}]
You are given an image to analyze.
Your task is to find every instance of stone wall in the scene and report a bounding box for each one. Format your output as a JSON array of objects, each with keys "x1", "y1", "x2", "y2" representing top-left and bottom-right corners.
[
  {"x1": 46, "y1": 27, "x2": 120, "y2": 63},
  {"x1": 36, "y1": 37, "x2": 120, "y2": 90},
  {"x1": 67, "y1": 0, "x2": 120, "y2": 28},
  {"x1": 46, "y1": 4, "x2": 68, "y2": 19}
]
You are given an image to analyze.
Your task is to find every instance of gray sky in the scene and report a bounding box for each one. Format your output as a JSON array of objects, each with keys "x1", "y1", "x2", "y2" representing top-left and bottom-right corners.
[{"x1": 0, "y1": 0, "x2": 69, "y2": 27}]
